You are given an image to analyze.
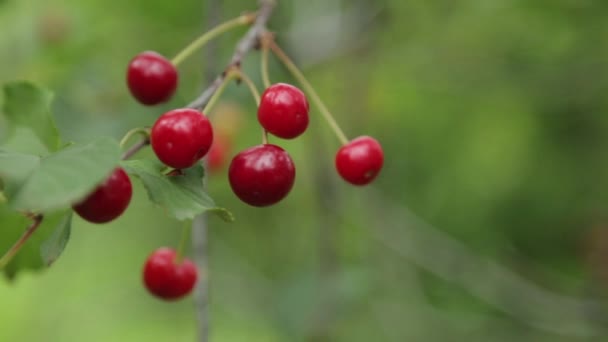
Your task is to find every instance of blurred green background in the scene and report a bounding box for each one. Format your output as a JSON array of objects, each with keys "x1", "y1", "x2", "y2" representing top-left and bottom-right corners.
[{"x1": 2, "y1": 0, "x2": 608, "y2": 341}]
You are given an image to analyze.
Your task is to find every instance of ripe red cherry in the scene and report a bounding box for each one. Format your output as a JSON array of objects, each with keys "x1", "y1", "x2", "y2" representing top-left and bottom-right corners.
[
  {"x1": 151, "y1": 108, "x2": 214, "y2": 169},
  {"x1": 257, "y1": 83, "x2": 309, "y2": 139},
  {"x1": 205, "y1": 134, "x2": 231, "y2": 174},
  {"x1": 228, "y1": 144, "x2": 295, "y2": 207},
  {"x1": 73, "y1": 168, "x2": 133, "y2": 223},
  {"x1": 335, "y1": 136, "x2": 384, "y2": 186},
  {"x1": 143, "y1": 248, "x2": 197, "y2": 301},
  {"x1": 127, "y1": 51, "x2": 178, "y2": 105}
]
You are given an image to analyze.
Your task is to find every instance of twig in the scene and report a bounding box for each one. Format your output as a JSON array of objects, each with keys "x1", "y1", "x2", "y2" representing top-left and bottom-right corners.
[
  {"x1": 0, "y1": 214, "x2": 44, "y2": 268},
  {"x1": 121, "y1": 0, "x2": 276, "y2": 160},
  {"x1": 190, "y1": 1, "x2": 276, "y2": 342},
  {"x1": 187, "y1": 0, "x2": 276, "y2": 110},
  {"x1": 191, "y1": 0, "x2": 220, "y2": 341}
]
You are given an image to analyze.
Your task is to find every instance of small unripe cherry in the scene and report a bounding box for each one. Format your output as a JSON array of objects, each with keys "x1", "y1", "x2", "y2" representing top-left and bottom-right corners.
[
  {"x1": 228, "y1": 144, "x2": 296, "y2": 207},
  {"x1": 257, "y1": 83, "x2": 309, "y2": 139},
  {"x1": 127, "y1": 51, "x2": 178, "y2": 105},
  {"x1": 143, "y1": 247, "x2": 197, "y2": 301},
  {"x1": 335, "y1": 136, "x2": 384, "y2": 186},
  {"x1": 151, "y1": 108, "x2": 214, "y2": 169},
  {"x1": 72, "y1": 168, "x2": 133, "y2": 223}
]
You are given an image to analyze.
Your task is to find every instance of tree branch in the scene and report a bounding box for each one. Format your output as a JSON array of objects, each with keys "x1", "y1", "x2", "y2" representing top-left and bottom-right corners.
[
  {"x1": 187, "y1": 0, "x2": 276, "y2": 110},
  {"x1": 189, "y1": 1, "x2": 276, "y2": 341},
  {"x1": 121, "y1": 0, "x2": 276, "y2": 160}
]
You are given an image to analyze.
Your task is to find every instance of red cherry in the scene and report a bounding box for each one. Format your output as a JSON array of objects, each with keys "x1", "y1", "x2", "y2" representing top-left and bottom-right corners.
[
  {"x1": 127, "y1": 51, "x2": 178, "y2": 105},
  {"x1": 151, "y1": 108, "x2": 214, "y2": 169},
  {"x1": 257, "y1": 83, "x2": 309, "y2": 139},
  {"x1": 73, "y1": 168, "x2": 133, "y2": 223},
  {"x1": 205, "y1": 134, "x2": 231, "y2": 174},
  {"x1": 335, "y1": 136, "x2": 384, "y2": 186},
  {"x1": 228, "y1": 144, "x2": 295, "y2": 207},
  {"x1": 143, "y1": 247, "x2": 197, "y2": 300}
]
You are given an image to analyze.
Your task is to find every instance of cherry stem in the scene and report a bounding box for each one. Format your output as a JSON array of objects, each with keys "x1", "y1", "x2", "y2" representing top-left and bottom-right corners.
[
  {"x1": 261, "y1": 41, "x2": 272, "y2": 89},
  {"x1": 232, "y1": 69, "x2": 267, "y2": 145},
  {"x1": 0, "y1": 214, "x2": 43, "y2": 269},
  {"x1": 201, "y1": 69, "x2": 239, "y2": 114},
  {"x1": 268, "y1": 40, "x2": 350, "y2": 145},
  {"x1": 121, "y1": 139, "x2": 150, "y2": 160},
  {"x1": 171, "y1": 12, "x2": 257, "y2": 67},
  {"x1": 119, "y1": 127, "x2": 150, "y2": 149},
  {"x1": 176, "y1": 220, "x2": 193, "y2": 262},
  {"x1": 234, "y1": 69, "x2": 261, "y2": 105}
]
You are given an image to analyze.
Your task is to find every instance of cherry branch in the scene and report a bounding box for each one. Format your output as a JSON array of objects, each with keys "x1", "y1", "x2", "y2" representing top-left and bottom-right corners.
[
  {"x1": 122, "y1": 0, "x2": 276, "y2": 160},
  {"x1": 187, "y1": 0, "x2": 276, "y2": 110}
]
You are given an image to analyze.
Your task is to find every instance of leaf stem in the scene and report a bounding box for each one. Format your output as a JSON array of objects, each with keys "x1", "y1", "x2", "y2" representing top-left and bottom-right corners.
[
  {"x1": 0, "y1": 214, "x2": 43, "y2": 269},
  {"x1": 171, "y1": 12, "x2": 257, "y2": 67},
  {"x1": 176, "y1": 220, "x2": 193, "y2": 262},
  {"x1": 268, "y1": 40, "x2": 350, "y2": 145}
]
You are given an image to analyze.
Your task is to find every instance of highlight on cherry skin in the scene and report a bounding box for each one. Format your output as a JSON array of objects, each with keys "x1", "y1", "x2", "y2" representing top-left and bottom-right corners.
[
  {"x1": 151, "y1": 108, "x2": 214, "y2": 169},
  {"x1": 335, "y1": 136, "x2": 384, "y2": 186},
  {"x1": 72, "y1": 167, "x2": 133, "y2": 223},
  {"x1": 228, "y1": 144, "x2": 296, "y2": 207},
  {"x1": 258, "y1": 83, "x2": 310, "y2": 139},
  {"x1": 143, "y1": 247, "x2": 198, "y2": 300},
  {"x1": 126, "y1": 51, "x2": 178, "y2": 105}
]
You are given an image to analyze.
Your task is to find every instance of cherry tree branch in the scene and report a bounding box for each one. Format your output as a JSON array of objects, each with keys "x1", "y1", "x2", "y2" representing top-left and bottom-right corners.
[
  {"x1": 121, "y1": 0, "x2": 276, "y2": 160},
  {"x1": 191, "y1": 0, "x2": 220, "y2": 341},
  {"x1": 187, "y1": 0, "x2": 276, "y2": 110},
  {"x1": 188, "y1": 1, "x2": 276, "y2": 342}
]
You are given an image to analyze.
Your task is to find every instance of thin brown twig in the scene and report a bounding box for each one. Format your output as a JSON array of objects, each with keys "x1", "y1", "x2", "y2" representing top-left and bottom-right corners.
[
  {"x1": 187, "y1": 0, "x2": 276, "y2": 110},
  {"x1": 190, "y1": 1, "x2": 276, "y2": 342},
  {"x1": 0, "y1": 214, "x2": 44, "y2": 268}
]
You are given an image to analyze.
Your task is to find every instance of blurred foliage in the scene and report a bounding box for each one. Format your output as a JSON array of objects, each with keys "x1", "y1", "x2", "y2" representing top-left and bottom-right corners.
[{"x1": 2, "y1": 0, "x2": 608, "y2": 341}]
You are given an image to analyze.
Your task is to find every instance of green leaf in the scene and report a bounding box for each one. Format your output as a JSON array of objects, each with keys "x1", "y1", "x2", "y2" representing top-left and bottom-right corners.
[
  {"x1": 7, "y1": 137, "x2": 121, "y2": 212},
  {"x1": 2, "y1": 81, "x2": 61, "y2": 152},
  {"x1": 122, "y1": 159, "x2": 234, "y2": 222},
  {"x1": 0, "y1": 148, "x2": 40, "y2": 194},
  {"x1": 0, "y1": 206, "x2": 72, "y2": 279},
  {"x1": 40, "y1": 212, "x2": 72, "y2": 266}
]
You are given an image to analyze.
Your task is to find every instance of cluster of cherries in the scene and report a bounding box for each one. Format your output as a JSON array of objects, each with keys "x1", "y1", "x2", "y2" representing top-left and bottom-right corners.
[{"x1": 70, "y1": 48, "x2": 384, "y2": 301}]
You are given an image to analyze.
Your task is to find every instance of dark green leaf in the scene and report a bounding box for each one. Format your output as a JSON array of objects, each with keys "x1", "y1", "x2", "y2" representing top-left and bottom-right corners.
[
  {"x1": 8, "y1": 137, "x2": 121, "y2": 212},
  {"x1": 122, "y1": 159, "x2": 233, "y2": 222},
  {"x1": 2, "y1": 81, "x2": 61, "y2": 152}
]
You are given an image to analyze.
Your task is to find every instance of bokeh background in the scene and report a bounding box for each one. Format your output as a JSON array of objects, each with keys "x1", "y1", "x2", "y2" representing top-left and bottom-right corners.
[{"x1": 2, "y1": 0, "x2": 608, "y2": 341}]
